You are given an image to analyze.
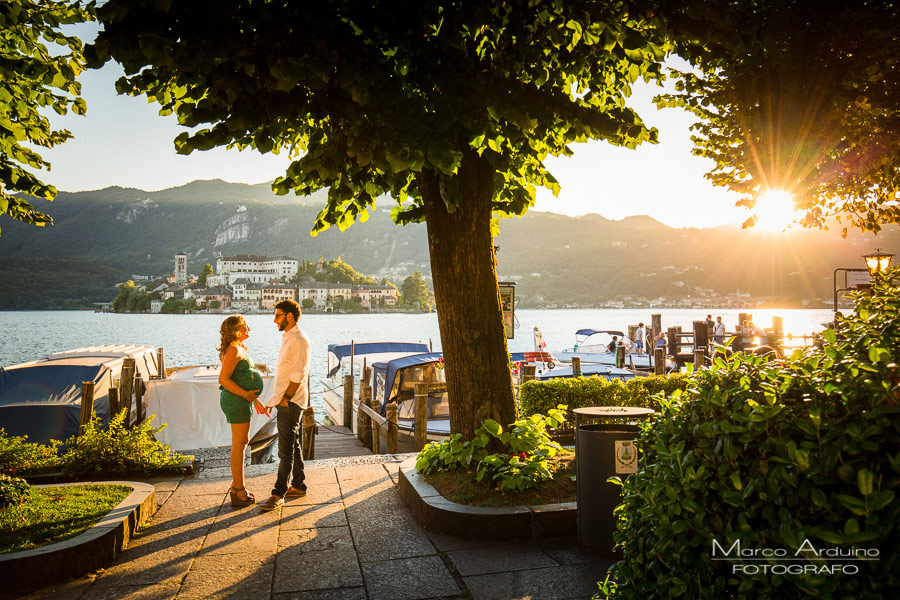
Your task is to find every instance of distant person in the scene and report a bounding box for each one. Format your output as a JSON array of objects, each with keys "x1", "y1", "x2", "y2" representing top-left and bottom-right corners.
[
  {"x1": 706, "y1": 314, "x2": 715, "y2": 339},
  {"x1": 607, "y1": 335, "x2": 619, "y2": 353},
  {"x1": 634, "y1": 323, "x2": 646, "y2": 355},
  {"x1": 655, "y1": 331, "x2": 667, "y2": 348},
  {"x1": 714, "y1": 316, "x2": 725, "y2": 344},
  {"x1": 217, "y1": 315, "x2": 266, "y2": 507},
  {"x1": 740, "y1": 320, "x2": 751, "y2": 346},
  {"x1": 259, "y1": 300, "x2": 311, "y2": 511}
]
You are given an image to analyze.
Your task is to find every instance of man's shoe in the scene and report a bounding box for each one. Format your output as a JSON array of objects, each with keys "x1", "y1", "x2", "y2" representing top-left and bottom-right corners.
[
  {"x1": 258, "y1": 494, "x2": 284, "y2": 511},
  {"x1": 285, "y1": 486, "x2": 307, "y2": 498}
]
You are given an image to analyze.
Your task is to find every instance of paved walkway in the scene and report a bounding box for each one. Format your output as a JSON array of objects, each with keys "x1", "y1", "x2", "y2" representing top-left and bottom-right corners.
[{"x1": 20, "y1": 456, "x2": 611, "y2": 600}]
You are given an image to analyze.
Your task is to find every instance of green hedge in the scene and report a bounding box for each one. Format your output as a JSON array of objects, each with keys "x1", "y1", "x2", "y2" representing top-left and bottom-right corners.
[
  {"x1": 599, "y1": 269, "x2": 900, "y2": 599},
  {"x1": 519, "y1": 373, "x2": 690, "y2": 425}
]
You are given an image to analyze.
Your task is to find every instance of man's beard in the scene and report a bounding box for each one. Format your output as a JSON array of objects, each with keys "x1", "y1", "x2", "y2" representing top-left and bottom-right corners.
[{"x1": 279, "y1": 319, "x2": 288, "y2": 332}]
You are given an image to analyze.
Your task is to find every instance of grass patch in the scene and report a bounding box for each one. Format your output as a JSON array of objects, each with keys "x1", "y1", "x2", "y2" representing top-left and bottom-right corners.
[
  {"x1": 0, "y1": 484, "x2": 132, "y2": 553},
  {"x1": 424, "y1": 451, "x2": 576, "y2": 507}
]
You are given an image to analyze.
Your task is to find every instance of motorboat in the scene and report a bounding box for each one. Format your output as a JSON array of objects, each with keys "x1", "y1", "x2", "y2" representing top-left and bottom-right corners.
[
  {"x1": 145, "y1": 364, "x2": 278, "y2": 460},
  {"x1": 370, "y1": 352, "x2": 450, "y2": 451},
  {"x1": 322, "y1": 341, "x2": 431, "y2": 427},
  {"x1": 0, "y1": 344, "x2": 160, "y2": 447},
  {"x1": 519, "y1": 327, "x2": 647, "y2": 378},
  {"x1": 558, "y1": 329, "x2": 653, "y2": 369}
]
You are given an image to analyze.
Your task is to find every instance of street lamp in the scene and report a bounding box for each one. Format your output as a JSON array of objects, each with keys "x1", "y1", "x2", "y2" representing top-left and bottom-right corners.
[{"x1": 862, "y1": 248, "x2": 894, "y2": 277}]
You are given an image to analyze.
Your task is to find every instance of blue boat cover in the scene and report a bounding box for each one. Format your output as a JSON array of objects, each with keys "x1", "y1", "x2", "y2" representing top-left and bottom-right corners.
[
  {"x1": 575, "y1": 329, "x2": 625, "y2": 337},
  {"x1": 0, "y1": 363, "x2": 112, "y2": 445},
  {"x1": 371, "y1": 352, "x2": 443, "y2": 413},
  {"x1": 326, "y1": 342, "x2": 430, "y2": 377}
]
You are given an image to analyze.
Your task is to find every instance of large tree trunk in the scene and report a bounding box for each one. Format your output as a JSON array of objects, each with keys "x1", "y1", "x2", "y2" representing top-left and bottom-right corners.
[{"x1": 417, "y1": 151, "x2": 517, "y2": 440}]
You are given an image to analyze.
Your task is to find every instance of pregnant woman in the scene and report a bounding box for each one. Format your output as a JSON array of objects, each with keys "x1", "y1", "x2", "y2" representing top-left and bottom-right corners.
[{"x1": 218, "y1": 315, "x2": 265, "y2": 506}]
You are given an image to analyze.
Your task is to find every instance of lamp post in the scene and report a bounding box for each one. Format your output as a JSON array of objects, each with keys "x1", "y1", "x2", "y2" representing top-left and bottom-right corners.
[{"x1": 862, "y1": 248, "x2": 894, "y2": 278}]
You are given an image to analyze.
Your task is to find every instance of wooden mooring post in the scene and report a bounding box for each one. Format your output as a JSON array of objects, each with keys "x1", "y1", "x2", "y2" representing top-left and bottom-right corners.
[
  {"x1": 343, "y1": 374, "x2": 354, "y2": 429},
  {"x1": 108, "y1": 387, "x2": 119, "y2": 417},
  {"x1": 302, "y1": 406, "x2": 316, "y2": 460},
  {"x1": 358, "y1": 367, "x2": 372, "y2": 446},
  {"x1": 654, "y1": 348, "x2": 666, "y2": 375},
  {"x1": 157, "y1": 347, "x2": 166, "y2": 379},
  {"x1": 414, "y1": 383, "x2": 428, "y2": 451},
  {"x1": 572, "y1": 356, "x2": 582, "y2": 377},
  {"x1": 135, "y1": 374, "x2": 144, "y2": 425},
  {"x1": 693, "y1": 349, "x2": 706, "y2": 368},
  {"x1": 386, "y1": 401, "x2": 399, "y2": 454},
  {"x1": 521, "y1": 364, "x2": 536, "y2": 384},
  {"x1": 120, "y1": 357, "x2": 135, "y2": 427},
  {"x1": 369, "y1": 392, "x2": 380, "y2": 453},
  {"x1": 79, "y1": 381, "x2": 95, "y2": 439}
]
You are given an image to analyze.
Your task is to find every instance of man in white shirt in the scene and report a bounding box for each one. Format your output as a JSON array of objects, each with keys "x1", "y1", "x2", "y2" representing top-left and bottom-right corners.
[
  {"x1": 714, "y1": 316, "x2": 726, "y2": 344},
  {"x1": 634, "y1": 323, "x2": 646, "y2": 355},
  {"x1": 259, "y1": 299, "x2": 311, "y2": 511}
]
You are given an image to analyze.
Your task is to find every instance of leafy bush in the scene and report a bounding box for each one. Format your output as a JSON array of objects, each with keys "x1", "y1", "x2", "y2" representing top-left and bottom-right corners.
[
  {"x1": 416, "y1": 406, "x2": 567, "y2": 493},
  {"x1": 0, "y1": 430, "x2": 60, "y2": 476},
  {"x1": 58, "y1": 410, "x2": 189, "y2": 477},
  {"x1": 519, "y1": 373, "x2": 689, "y2": 426},
  {"x1": 0, "y1": 473, "x2": 32, "y2": 508},
  {"x1": 599, "y1": 270, "x2": 900, "y2": 599}
]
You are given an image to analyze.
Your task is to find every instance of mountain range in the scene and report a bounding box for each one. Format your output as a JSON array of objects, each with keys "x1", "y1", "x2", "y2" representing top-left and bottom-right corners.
[{"x1": 1, "y1": 179, "x2": 897, "y2": 309}]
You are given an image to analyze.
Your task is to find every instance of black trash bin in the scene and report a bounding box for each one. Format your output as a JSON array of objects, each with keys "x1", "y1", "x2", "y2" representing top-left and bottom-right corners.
[{"x1": 574, "y1": 406, "x2": 655, "y2": 556}]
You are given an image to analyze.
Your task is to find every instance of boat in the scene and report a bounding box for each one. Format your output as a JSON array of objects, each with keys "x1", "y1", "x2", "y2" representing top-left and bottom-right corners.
[
  {"x1": 370, "y1": 352, "x2": 450, "y2": 451},
  {"x1": 558, "y1": 329, "x2": 653, "y2": 369},
  {"x1": 519, "y1": 328, "x2": 646, "y2": 379},
  {"x1": 145, "y1": 364, "x2": 278, "y2": 460},
  {"x1": 321, "y1": 341, "x2": 431, "y2": 427},
  {"x1": 0, "y1": 344, "x2": 161, "y2": 447}
]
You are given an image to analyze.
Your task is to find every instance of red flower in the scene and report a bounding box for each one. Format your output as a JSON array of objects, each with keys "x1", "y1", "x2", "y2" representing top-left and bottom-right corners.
[{"x1": 520, "y1": 452, "x2": 527, "y2": 459}]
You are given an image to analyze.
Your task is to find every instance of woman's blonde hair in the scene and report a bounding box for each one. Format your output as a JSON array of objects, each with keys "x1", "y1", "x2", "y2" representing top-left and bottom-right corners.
[{"x1": 218, "y1": 315, "x2": 247, "y2": 360}]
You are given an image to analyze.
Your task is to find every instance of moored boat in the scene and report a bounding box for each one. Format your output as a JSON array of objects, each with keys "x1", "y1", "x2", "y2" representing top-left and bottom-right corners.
[
  {"x1": 558, "y1": 329, "x2": 653, "y2": 369},
  {"x1": 145, "y1": 364, "x2": 278, "y2": 460},
  {"x1": 322, "y1": 341, "x2": 430, "y2": 427},
  {"x1": 0, "y1": 344, "x2": 160, "y2": 446}
]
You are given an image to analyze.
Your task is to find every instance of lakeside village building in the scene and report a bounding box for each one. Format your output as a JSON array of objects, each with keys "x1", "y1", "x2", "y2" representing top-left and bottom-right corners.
[{"x1": 141, "y1": 253, "x2": 398, "y2": 313}]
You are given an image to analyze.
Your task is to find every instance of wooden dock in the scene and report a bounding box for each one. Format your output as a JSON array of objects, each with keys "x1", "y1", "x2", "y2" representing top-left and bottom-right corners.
[{"x1": 310, "y1": 424, "x2": 373, "y2": 460}]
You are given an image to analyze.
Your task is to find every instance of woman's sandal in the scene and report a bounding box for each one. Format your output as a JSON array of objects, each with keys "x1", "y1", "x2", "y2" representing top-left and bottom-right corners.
[{"x1": 229, "y1": 486, "x2": 256, "y2": 507}]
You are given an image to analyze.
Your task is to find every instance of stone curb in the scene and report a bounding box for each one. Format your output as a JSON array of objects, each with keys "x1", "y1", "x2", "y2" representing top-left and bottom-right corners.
[
  {"x1": 0, "y1": 481, "x2": 155, "y2": 592},
  {"x1": 397, "y1": 458, "x2": 576, "y2": 540}
]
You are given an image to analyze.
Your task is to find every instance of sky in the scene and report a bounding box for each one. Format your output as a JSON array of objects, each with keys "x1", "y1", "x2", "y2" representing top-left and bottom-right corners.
[{"x1": 39, "y1": 24, "x2": 749, "y2": 229}]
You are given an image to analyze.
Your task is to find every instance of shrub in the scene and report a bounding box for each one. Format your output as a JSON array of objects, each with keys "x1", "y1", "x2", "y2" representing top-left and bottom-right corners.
[
  {"x1": 519, "y1": 373, "x2": 690, "y2": 426},
  {"x1": 0, "y1": 430, "x2": 60, "y2": 476},
  {"x1": 599, "y1": 270, "x2": 900, "y2": 599},
  {"x1": 416, "y1": 406, "x2": 567, "y2": 493},
  {"x1": 0, "y1": 473, "x2": 32, "y2": 508},
  {"x1": 58, "y1": 410, "x2": 190, "y2": 477}
]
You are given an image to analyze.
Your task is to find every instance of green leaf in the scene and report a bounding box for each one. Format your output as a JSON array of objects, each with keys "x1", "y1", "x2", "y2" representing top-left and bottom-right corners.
[{"x1": 857, "y1": 469, "x2": 874, "y2": 496}]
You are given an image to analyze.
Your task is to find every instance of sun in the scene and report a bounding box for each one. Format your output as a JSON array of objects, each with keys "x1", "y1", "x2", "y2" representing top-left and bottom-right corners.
[{"x1": 752, "y1": 190, "x2": 800, "y2": 232}]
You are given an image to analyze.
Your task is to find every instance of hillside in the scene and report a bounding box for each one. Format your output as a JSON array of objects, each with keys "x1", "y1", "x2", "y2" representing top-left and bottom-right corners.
[{"x1": 0, "y1": 179, "x2": 897, "y2": 309}]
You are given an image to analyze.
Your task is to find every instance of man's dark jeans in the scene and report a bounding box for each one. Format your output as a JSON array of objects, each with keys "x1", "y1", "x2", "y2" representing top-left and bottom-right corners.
[{"x1": 272, "y1": 402, "x2": 305, "y2": 497}]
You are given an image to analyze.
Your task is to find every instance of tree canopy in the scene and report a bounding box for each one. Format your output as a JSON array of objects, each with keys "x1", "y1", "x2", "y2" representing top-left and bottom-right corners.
[
  {"x1": 88, "y1": 1, "x2": 668, "y2": 231},
  {"x1": 89, "y1": 0, "x2": 671, "y2": 438},
  {"x1": 659, "y1": 0, "x2": 900, "y2": 234},
  {"x1": 0, "y1": 0, "x2": 92, "y2": 234}
]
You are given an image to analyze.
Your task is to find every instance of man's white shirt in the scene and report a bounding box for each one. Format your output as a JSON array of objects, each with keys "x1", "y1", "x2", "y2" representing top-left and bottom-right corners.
[{"x1": 268, "y1": 326, "x2": 311, "y2": 408}]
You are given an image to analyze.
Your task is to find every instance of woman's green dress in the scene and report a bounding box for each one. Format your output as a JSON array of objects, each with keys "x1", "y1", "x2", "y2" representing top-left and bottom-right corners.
[{"x1": 219, "y1": 356, "x2": 264, "y2": 424}]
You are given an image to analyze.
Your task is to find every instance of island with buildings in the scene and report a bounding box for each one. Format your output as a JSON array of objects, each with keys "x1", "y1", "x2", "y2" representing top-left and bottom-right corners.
[{"x1": 107, "y1": 252, "x2": 434, "y2": 314}]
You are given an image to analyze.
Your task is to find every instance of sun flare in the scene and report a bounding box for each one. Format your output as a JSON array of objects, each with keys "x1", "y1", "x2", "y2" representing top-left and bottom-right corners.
[{"x1": 752, "y1": 190, "x2": 799, "y2": 232}]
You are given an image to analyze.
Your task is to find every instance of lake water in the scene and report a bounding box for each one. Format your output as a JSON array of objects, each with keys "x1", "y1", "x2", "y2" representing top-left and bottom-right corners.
[{"x1": 0, "y1": 308, "x2": 833, "y2": 415}]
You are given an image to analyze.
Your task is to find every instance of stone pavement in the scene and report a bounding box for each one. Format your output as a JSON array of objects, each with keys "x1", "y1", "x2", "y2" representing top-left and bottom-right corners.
[{"x1": 20, "y1": 456, "x2": 611, "y2": 600}]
